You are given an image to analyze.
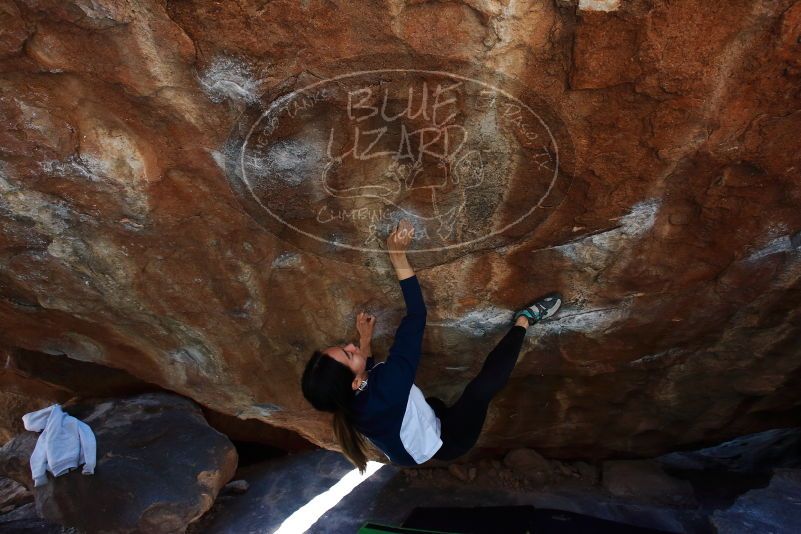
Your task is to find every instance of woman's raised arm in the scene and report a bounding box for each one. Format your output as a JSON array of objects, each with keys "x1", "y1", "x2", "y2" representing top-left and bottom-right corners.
[
  {"x1": 377, "y1": 220, "x2": 427, "y2": 394},
  {"x1": 387, "y1": 219, "x2": 416, "y2": 281}
]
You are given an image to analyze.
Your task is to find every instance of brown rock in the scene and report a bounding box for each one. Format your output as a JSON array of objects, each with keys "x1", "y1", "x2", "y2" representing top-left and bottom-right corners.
[
  {"x1": 0, "y1": 391, "x2": 50, "y2": 445},
  {"x1": 0, "y1": 348, "x2": 158, "y2": 404},
  {"x1": 504, "y1": 448, "x2": 551, "y2": 475},
  {"x1": 0, "y1": 0, "x2": 799, "y2": 464},
  {"x1": 570, "y1": 9, "x2": 642, "y2": 90},
  {"x1": 0, "y1": 0, "x2": 28, "y2": 58},
  {"x1": 554, "y1": 461, "x2": 576, "y2": 477},
  {"x1": 3, "y1": 393, "x2": 237, "y2": 534},
  {"x1": 222, "y1": 479, "x2": 249, "y2": 495},
  {"x1": 525, "y1": 470, "x2": 548, "y2": 486},
  {"x1": 602, "y1": 460, "x2": 697, "y2": 506},
  {"x1": 201, "y1": 406, "x2": 315, "y2": 454},
  {"x1": 0, "y1": 476, "x2": 31, "y2": 512},
  {"x1": 448, "y1": 464, "x2": 469, "y2": 482},
  {"x1": 0, "y1": 432, "x2": 38, "y2": 489},
  {"x1": 574, "y1": 461, "x2": 599, "y2": 483},
  {"x1": 712, "y1": 469, "x2": 801, "y2": 533}
]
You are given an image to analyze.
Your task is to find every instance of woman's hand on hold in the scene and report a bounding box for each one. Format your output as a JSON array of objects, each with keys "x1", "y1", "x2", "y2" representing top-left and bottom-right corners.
[
  {"x1": 386, "y1": 219, "x2": 416, "y2": 280},
  {"x1": 387, "y1": 219, "x2": 415, "y2": 255},
  {"x1": 356, "y1": 311, "x2": 376, "y2": 339}
]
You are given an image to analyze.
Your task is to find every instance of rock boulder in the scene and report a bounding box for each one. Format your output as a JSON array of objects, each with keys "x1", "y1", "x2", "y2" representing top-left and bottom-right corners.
[
  {"x1": 1, "y1": 393, "x2": 237, "y2": 534},
  {"x1": 0, "y1": 0, "x2": 799, "y2": 460}
]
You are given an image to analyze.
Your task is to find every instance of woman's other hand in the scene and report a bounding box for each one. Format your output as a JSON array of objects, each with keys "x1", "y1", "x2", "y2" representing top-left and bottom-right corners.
[{"x1": 356, "y1": 311, "x2": 376, "y2": 340}]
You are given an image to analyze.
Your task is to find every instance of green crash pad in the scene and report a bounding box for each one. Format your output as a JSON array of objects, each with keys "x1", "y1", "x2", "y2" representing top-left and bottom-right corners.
[{"x1": 358, "y1": 522, "x2": 457, "y2": 534}]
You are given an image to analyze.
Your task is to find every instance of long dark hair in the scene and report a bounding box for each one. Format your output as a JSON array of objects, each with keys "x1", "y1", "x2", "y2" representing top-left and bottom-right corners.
[{"x1": 301, "y1": 350, "x2": 369, "y2": 474}]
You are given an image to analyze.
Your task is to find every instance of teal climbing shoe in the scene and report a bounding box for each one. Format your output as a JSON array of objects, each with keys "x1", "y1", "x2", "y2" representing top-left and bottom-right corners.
[{"x1": 513, "y1": 293, "x2": 562, "y2": 326}]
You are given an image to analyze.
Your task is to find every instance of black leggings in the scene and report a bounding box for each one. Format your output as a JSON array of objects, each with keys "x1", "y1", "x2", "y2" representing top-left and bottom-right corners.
[{"x1": 427, "y1": 325, "x2": 526, "y2": 461}]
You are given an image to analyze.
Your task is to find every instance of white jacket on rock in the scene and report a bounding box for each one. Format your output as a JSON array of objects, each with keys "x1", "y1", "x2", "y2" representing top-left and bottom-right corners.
[{"x1": 21, "y1": 404, "x2": 97, "y2": 487}]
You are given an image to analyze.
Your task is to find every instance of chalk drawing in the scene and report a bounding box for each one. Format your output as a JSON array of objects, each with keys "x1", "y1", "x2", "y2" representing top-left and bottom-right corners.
[{"x1": 223, "y1": 59, "x2": 574, "y2": 259}]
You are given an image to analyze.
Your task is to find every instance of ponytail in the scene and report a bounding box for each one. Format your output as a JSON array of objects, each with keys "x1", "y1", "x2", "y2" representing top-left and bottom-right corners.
[
  {"x1": 302, "y1": 350, "x2": 370, "y2": 474},
  {"x1": 333, "y1": 405, "x2": 369, "y2": 474}
]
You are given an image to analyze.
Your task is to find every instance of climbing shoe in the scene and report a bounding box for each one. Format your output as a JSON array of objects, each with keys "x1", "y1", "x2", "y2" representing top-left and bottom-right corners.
[{"x1": 513, "y1": 293, "x2": 562, "y2": 326}]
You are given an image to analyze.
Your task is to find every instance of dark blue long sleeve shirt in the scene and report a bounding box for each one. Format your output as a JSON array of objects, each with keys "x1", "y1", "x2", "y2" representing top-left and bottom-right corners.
[{"x1": 350, "y1": 275, "x2": 443, "y2": 465}]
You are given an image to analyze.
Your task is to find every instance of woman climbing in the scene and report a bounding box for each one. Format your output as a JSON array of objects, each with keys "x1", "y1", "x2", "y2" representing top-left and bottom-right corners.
[{"x1": 301, "y1": 219, "x2": 562, "y2": 473}]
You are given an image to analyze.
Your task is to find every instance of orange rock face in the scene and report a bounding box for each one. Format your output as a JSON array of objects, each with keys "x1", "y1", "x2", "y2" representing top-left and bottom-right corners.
[{"x1": 1, "y1": 0, "x2": 800, "y2": 459}]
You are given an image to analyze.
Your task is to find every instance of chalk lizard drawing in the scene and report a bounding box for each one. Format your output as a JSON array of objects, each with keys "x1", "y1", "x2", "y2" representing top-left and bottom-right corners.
[{"x1": 321, "y1": 126, "x2": 486, "y2": 240}]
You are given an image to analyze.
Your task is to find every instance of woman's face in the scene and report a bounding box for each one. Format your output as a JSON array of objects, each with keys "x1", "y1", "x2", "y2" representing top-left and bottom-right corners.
[{"x1": 323, "y1": 342, "x2": 368, "y2": 389}]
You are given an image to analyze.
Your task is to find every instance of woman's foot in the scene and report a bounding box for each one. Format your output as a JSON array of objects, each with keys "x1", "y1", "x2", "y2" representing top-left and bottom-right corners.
[{"x1": 513, "y1": 293, "x2": 562, "y2": 327}]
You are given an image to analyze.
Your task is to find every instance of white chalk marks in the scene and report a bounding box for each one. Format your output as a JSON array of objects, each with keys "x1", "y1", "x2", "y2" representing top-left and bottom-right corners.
[
  {"x1": 224, "y1": 57, "x2": 574, "y2": 262},
  {"x1": 198, "y1": 56, "x2": 262, "y2": 105},
  {"x1": 578, "y1": 0, "x2": 621, "y2": 12}
]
